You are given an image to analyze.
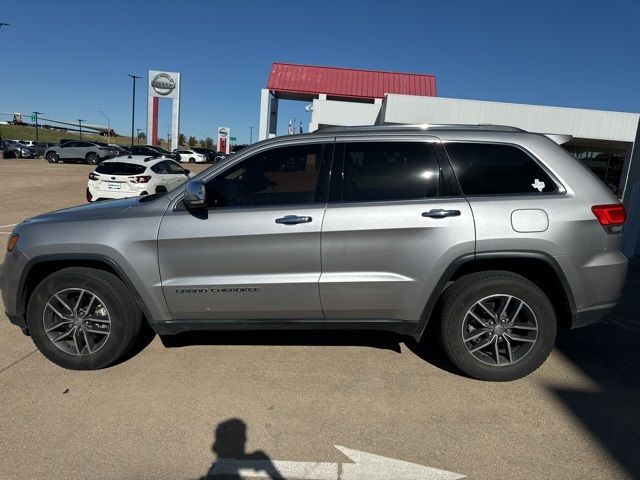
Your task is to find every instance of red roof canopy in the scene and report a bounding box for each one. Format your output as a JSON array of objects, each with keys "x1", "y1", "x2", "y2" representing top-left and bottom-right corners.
[{"x1": 267, "y1": 63, "x2": 437, "y2": 101}]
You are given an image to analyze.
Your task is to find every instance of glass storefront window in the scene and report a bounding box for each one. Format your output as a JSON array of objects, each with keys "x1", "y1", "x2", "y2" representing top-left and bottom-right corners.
[{"x1": 562, "y1": 143, "x2": 628, "y2": 197}]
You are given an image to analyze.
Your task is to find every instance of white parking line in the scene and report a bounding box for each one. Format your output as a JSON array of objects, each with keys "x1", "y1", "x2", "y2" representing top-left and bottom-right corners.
[{"x1": 0, "y1": 223, "x2": 18, "y2": 228}]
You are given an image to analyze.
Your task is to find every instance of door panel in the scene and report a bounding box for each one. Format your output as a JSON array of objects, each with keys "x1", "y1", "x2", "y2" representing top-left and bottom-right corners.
[
  {"x1": 59, "y1": 142, "x2": 76, "y2": 159},
  {"x1": 320, "y1": 199, "x2": 474, "y2": 320},
  {"x1": 158, "y1": 206, "x2": 326, "y2": 320}
]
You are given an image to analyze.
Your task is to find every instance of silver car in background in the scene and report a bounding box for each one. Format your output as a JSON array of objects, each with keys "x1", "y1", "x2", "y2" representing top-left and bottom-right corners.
[{"x1": 44, "y1": 141, "x2": 119, "y2": 164}]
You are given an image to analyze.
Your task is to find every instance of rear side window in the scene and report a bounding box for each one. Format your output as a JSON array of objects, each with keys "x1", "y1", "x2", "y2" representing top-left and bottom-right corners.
[
  {"x1": 445, "y1": 143, "x2": 558, "y2": 195},
  {"x1": 96, "y1": 163, "x2": 146, "y2": 175},
  {"x1": 340, "y1": 142, "x2": 439, "y2": 202}
]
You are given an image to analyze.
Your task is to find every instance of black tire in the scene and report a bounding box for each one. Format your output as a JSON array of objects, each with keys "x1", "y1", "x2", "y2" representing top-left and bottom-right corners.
[
  {"x1": 14, "y1": 149, "x2": 22, "y2": 159},
  {"x1": 439, "y1": 271, "x2": 556, "y2": 381},
  {"x1": 26, "y1": 267, "x2": 143, "y2": 370},
  {"x1": 155, "y1": 185, "x2": 167, "y2": 193},
  {"x1": 45, "y1": 151, "x2": 59, "y2": 163},
  {"x1": 86, "y1": 152, "x2": 100, "y2": 165},
  {"x1": 189, "y1": 157, "x2": 195, "y2": 163}
]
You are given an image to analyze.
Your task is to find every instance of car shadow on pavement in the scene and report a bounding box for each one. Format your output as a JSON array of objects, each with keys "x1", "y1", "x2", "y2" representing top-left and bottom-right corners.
[
  {"x1": 160, "y1": 329, "x2": 403, "y2": 353},
  {"x1": 199, "y1": 418, "x2": 282, "y2": 479},
  {"x1": 551, "y1": 257, "x2": 640, "y2": 478},
  {"x1": 114, "y1": 320, "x2": 156, "y2": 366}
]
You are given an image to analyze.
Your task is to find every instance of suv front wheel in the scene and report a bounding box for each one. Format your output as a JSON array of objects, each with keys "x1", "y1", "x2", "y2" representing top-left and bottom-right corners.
[
  {"x1": 439, "y1": 271, "x2": 557, "y2": 381},
  {"x1": 26, "y1": 267, "x2": 143, "y2": 370}
]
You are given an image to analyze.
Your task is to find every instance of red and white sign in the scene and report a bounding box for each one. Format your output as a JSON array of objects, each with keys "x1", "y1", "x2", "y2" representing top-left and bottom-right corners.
[
  {"x1": 217, "y1": 127, "x2": 230, "y2": 154},
  {"x1": 147, "y1": 70, "x2": 181, "y2": 150}
]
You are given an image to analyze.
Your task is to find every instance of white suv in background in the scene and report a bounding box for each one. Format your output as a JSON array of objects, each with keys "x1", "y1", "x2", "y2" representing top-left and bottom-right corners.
[
  {"x1": 174, "y1": 149, "x2": 207, "y2": 163},
  {"x1": 86, "y1": 156, "x2": 190, "y2": 202}
]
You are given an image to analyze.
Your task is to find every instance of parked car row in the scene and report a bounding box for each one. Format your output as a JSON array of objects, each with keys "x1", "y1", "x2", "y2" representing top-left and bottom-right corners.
[
  {"x1": 1, "y1": 139, "x2": 38, "y2": 158},
  {"x1": 2, "y1": 138, "x2": 229, "y2": 165}
]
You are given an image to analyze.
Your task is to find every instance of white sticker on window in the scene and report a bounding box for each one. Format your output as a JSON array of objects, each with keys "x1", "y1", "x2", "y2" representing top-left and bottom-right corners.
[{"x1": 531, "y1": 179, "x2": 546, "y2": 192}]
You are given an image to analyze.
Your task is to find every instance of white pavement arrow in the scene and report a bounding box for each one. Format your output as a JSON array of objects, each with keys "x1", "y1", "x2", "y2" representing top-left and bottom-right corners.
[
  {"x1": 335, "y1": 445, "x2": 465, "y2": 480},
  {"x1": 206, "y1": 445, "x2": 465, "y2": 480}
]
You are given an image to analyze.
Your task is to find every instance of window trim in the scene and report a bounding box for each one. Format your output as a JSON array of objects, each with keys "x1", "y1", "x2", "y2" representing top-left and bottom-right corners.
[{"x1": 441, "y1": 140, "x2": 567, "y2": 198}]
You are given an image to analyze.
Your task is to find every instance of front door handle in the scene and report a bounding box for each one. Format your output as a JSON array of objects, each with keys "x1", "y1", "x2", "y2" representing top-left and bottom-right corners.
[
  {"x1": 275, "y1": 215, "x2": 313, "y2": 225},
  {"x1": 422, "y1": 209, "x2": 461, "y2": 219}
]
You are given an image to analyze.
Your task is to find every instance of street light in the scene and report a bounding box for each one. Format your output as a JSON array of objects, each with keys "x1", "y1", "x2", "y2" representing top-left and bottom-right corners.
[
  {"x1": 33, "y1": 111, "x2": 44, "y2": 143},
  {"x1": 78, "y1": 119, "x2": 85, "y2": 140},
  {"x1": 128, "y1": 74, "x2": 142, "y2": 147},
  {"x1": 97, "y1": 110, "x2": 111, "y2": 144}
]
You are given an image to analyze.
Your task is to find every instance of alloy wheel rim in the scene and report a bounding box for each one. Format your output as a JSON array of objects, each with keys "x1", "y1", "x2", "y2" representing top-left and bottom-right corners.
[
  {"x1": 42, "y1": 288, "x2": 111, "y2": 356},
  {"x1": 461, "y1": 294, "x2": 538, "y2": 367}
]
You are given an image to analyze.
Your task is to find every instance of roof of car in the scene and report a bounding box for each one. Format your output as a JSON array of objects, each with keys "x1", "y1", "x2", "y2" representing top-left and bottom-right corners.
[{"x1": 101, "y1": 155, "x2": 169, "y2": 166}]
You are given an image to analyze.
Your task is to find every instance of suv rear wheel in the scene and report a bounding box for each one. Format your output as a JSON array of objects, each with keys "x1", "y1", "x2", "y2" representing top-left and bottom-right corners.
[
  {"x1": 439, "y1": 271, "x2": 556, "y2": 381},
  {"x1": 26, "y1": 267, "x2": 143, "y2": 370},
  {"x1": 86, "y1": 152, "x2": 100, "y2": 165},
  {"x1": 45, "y1": 152, "x2": 59, "y2": 163}
]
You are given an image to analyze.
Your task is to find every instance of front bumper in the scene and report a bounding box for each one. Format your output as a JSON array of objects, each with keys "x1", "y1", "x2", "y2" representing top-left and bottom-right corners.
[
  {"x1": 573, "y1": 302, "x2": 618, "y2": 329},
  {"x1": 0, "y1": 251, "x2": 29, "y2": 332}
]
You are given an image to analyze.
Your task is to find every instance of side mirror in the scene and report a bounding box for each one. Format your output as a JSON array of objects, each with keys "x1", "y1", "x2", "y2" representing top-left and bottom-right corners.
[
  {"x1": 183, "y1": 179, "x2": 206, "y2": 209},
  {"x1": 183, "y1": 169, "x2": 191, "y2": 176}
]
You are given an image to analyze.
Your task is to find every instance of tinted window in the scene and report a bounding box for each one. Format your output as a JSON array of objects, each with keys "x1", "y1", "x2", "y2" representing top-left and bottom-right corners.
[
  {"x1": 205, "y1": 144, "x2": 326, "y2": 208},
  {"x1": 166, "y1": 161, "x2": 186, "y2": 174},
  {"x1": 96, "y1": 163, "x2": 146, "y2": 175},
  {"x1": 340, "y1": 142, "x2": 439, "y2": 202},
  {"x1": 445, "y1": 143, "x2": 558, "y2": 195},
  {"x1": 62, "y1": 142, "x2": 77, "y2": 148},
  {"x1": 151, "y1": 161, "x2": 170, "y2": 174}
]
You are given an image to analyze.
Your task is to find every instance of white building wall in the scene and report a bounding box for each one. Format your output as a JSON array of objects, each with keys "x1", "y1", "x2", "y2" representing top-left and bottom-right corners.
[
  {"x1": 383, "y1": 94, "x2": 640, "y2": 142},
  {"x1": 310, "y1": 98, "x2": 382, "y2": 131}
]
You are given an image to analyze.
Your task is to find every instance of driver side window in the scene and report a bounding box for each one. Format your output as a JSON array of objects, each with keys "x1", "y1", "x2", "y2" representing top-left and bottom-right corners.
[{"x1": 204, "y1": 144, "x2": 328, "y2": 208}]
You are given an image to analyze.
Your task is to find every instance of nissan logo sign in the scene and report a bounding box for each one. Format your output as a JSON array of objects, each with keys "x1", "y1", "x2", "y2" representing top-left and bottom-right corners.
[
  {"x1": 219, "y1": 128, "x2": 228, "y2": 138},
  {"x1": 151, "y1": 73, "x2": 176, "y2": 96}
]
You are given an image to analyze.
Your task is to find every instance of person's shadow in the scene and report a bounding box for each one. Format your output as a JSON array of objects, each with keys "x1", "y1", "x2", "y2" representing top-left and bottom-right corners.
[{"x1": 202, "y1": 418, "x2": 282, "y2": 479}]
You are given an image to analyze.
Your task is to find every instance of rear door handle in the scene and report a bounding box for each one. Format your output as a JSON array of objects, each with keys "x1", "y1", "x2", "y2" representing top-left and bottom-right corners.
[
  {"x1": 275, "y1": 215, "x2": 313, "y2": 225},
  {"x1": 422, "y1": 209, "x2": 461, "y2": 218}
]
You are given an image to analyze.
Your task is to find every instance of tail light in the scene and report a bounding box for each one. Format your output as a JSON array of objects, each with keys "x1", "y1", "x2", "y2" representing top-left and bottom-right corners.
[
  {"x1": 86, "y1": 188, "x2": 93, "y2": 202},
  {"x1": 88, "y1": 172, "x2": 98, "y2": 180},
  {"x1": 592, "y1": 204, "x2": 626, "y2": 233},
  {"x1": 135, "y1": 175, "x2": 152, "y2": 183}
]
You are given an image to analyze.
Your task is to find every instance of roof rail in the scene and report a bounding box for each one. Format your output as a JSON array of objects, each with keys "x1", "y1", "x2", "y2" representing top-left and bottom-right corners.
[{"x1": 315, "y1": 124, "x2": 528, "y2": 134}]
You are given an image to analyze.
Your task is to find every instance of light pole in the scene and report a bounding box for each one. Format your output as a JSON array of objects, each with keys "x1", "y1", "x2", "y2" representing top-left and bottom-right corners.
[
  {"x1": 33, "y1": 111, "x2": 44, "y2": 143},
  {"x1": 97, "y1": 110, "x2": 111, "y2": 144},
  {"x1": 128, "y1": 74, "x2": 142, "y2": 147},
  {"x1": 78, "y1": 119, "x2": 84, "y2": 140},
  {"x1": 249, "y1": 126, "x2": 254, "y2": 144}
]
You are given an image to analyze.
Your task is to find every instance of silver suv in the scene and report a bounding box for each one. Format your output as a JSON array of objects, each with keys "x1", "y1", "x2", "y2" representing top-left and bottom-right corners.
[
  {"x1": 44, "y1": 141, "x2": 118, "y2": 164},
  {"x1": 0, "y1": 125, "x2": 628, "y2": 380}
]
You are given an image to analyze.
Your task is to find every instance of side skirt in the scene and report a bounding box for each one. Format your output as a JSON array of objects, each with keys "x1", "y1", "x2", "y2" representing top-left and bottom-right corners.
[{"x1": 152, "y1": 318, "x2": 418, "y2": 336}]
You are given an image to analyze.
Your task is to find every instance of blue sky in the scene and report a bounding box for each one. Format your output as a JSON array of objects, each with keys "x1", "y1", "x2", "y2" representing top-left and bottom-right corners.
[{"x1": 1, "y1": 0, "x2": 638, "y2": 145}]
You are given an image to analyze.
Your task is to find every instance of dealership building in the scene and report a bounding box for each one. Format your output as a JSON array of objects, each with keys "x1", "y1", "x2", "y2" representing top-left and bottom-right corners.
[{"x1": 259, "y1": 63, "x2": 640, "y2": 208}]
